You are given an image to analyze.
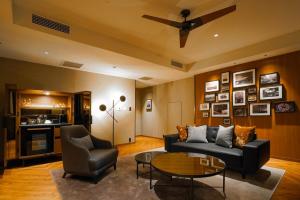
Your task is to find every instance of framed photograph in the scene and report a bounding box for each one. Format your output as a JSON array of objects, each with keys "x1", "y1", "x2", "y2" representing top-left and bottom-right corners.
[
  {"x1": 260, "y1": 72, "x2": 279, "y2": 85},
  {"x1": 249, "y1": 103, "x2": 271, "y2": 116},
  {"x1": 211, "y1": 102, "x2": 230, "y2": 117},
  {"x1": 259, "y1": 85, "x2": 283, "y2": 100},
  {"x1": 247, "y1": 87, "x2": 257, "y2": 94},
  {"x1": 223, "y1": 118, "x2": 231, "y2": 126},
  {"x1": 221, "y1": 84, "x2": 230, "y2": 92},
  {"x1": 232, "y1": 90, "x2": 246, "y2": 106},
  {"x1": 221, "y1": 72, "x2": 230, "y2": 84},
  {"x1": 233, "y1": 69, "x2": 256, "y2": 88},
  {"x1": 233, "y1": 107, "x2": 248, "y2": 117},
  {"x1": 217, "y1": 93, "x2": 229, "y2": 101},
  {"x1": 274, "y1": 101, "x2": 296, "y2": 113},
  {"x1": 200, "y1": 103, "x2": 210, "y2": 111},
  {"x1": 205, "y1": 94, "x2": 216, "y2": 102},
  {"x1": 247, "y1": 94, "x2": 257, "y2": 102},
  {"x1": 205, "y1": 80, "x2": 219, "y2": 92},
  {"x1": 146, "y1": 99, "x2": 152, "y2": 111},
  {"x1": 202, "y1": 112, "x2": 209, "y2": 118}
]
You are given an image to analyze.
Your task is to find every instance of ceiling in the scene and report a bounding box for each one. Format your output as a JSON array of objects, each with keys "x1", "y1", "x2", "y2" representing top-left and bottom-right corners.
[{"x1": 0, "y1": 0, "x2": 300, "y2": 88}]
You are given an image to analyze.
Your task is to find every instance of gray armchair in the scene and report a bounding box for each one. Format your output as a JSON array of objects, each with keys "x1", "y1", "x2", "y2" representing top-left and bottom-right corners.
[{"x1": 61, "y1": 125, "x2": 118, "y2": 183}]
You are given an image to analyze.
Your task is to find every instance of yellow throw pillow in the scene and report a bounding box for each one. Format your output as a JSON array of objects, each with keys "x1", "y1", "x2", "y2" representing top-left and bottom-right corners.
[
  {"x1": 176, "y1": 125, "x2": 188, "y2": 142},
  {"x1": 234, "y1": 125, "x2": 256, "y2": 148}
]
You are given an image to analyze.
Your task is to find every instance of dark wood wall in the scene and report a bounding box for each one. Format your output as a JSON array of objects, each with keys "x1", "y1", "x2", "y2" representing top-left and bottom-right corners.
[{"x1": 195, "y1": 51, "x2": 300, "y2": 162}]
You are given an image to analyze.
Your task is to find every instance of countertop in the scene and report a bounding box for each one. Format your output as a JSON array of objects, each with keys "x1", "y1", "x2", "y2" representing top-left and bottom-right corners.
[{"x1": 19, "y1": 123, "x2": 72, "y2": 127}]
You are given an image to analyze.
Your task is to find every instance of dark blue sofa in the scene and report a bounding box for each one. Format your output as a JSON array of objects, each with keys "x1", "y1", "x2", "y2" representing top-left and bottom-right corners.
[{"x1": 164, "y1": 126, "x2": 270, "y2": 178}]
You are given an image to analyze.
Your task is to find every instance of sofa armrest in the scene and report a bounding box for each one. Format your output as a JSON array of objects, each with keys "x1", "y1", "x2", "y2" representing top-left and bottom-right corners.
[
  {"x1": 243, "y1": 139, "x2": 270, "y2": 173},
  {"x1": 163, "y1": 134, "x2": 179, "y2": 152},
  {"x1": 91, "y1": 135, "x2": 112, "y2": 149}
]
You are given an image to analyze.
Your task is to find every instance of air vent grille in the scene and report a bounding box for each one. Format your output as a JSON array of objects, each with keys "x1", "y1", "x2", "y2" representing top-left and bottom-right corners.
[
  {"x1": 32, "y1": 14, "x2": 70, "y2": 34},
  {"x1": 62, "y1": 61, "x2": 83, "y2": 69},
  {"x1": 171, "y1": 60, "x2": 183, "y2": 68},
  {"x1": 139, "y1": 76, "x2": 152, "y2": 81}
]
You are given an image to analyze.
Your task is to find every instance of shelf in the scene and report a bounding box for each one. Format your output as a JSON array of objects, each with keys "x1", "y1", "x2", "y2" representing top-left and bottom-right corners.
[{"x1": 21, "y1": 106, "x2": 70, "y2": 110}]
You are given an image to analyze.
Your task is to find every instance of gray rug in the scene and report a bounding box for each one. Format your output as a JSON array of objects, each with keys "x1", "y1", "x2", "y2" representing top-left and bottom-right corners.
[{"x1": 51, "y1": 151, "x2": 284, "y2": 200}]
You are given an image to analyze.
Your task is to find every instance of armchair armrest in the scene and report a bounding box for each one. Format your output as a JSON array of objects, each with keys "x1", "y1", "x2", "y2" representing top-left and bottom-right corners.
[
  {"x1": 62, "y1": 141, "x2": 91, "y2": 174},
  {"x1": 243, "y1": 139, "x2": 270, "y2": 173},
  {"x1": 91, "y1": 135, "x2": 112, "y2": 149},
  {"x1": 163, "y1": 133, "x2": 179, "y2": 152}
]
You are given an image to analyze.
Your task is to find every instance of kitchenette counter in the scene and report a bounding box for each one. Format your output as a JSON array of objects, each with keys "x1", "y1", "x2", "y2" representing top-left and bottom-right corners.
[{"x1": 19, "y1": 123, "x2": 72, "y2": 127}]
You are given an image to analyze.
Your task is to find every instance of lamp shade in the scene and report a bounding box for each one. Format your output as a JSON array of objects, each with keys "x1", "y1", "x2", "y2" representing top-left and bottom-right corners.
[
  {"x1": 120, "y1": 95, "x2": 126, "y2": 102},
  {"x1": 99, "y1": 104, "x2": 107, "y2": 111}
]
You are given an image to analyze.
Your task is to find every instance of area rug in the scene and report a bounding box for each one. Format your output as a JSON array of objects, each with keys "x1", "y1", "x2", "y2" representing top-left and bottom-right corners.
[{"x1": 51, "y1": 150, "x2": 285, "y2": 200}]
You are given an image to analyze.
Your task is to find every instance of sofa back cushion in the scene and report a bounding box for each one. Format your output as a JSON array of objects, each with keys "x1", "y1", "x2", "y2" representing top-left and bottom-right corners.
[
  {"x1": 206, "y1": 126, "x2": 219, "y2": 143},
  {"x1": 215, "y1": 125, "x2": 234, "y2": 148},
  {"x1": 176, "y1": 125, "x2": 188, "y2": 142},
  {"x1": 234, "y1": 125, "x2": 256, "y2": 148},
  {"x1": 186, "y1": 125, "x2": 208, "y2": 143},
  {"x1": 72, "y1": 135, "x2": 94, "y2": 150}
]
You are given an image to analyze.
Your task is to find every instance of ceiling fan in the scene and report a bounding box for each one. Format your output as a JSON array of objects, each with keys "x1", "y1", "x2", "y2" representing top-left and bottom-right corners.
[{"x1": 142, "y1": 5, "x2": 236, "y2": 48}]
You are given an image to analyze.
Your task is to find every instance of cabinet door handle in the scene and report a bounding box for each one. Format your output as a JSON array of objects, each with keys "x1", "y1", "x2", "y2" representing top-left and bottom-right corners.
[{"x1": 27, "y1": 128, "x2": 51, "y2": 131}]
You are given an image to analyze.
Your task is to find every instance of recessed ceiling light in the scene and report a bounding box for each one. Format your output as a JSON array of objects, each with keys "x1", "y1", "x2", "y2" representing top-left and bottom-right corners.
[
  {"x1": 44, "y1": 91, "x2": 50, "y2": 95},
  {"x1": 44, "y1": 51, "x2": 49, "y2": 55},
  {"x1": 214, "y1": 33, "x2": 219, "y2": 38}
]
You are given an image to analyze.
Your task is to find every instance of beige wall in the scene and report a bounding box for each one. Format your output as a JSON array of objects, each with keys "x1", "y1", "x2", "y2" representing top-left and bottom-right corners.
[
  {"x1": 139, "y1": 77, "x2": 195, "y2": 138},
  {"x1": 135, "y1": 88, "x2": 142, "y2": 135},
  {"x1": 0, "y1": 57, "x2": 136, "y2": 144}
]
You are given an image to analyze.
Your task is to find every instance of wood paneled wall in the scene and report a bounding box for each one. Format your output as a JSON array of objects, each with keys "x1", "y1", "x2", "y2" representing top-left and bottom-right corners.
[{"x1": 195, "y1": 51, "x2": 300, "y2": 162}]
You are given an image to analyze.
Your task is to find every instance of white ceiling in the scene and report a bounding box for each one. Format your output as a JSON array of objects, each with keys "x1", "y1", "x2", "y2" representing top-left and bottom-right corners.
[{"x1": 0, "y1": 0, "x2": 300, "y2": 88}]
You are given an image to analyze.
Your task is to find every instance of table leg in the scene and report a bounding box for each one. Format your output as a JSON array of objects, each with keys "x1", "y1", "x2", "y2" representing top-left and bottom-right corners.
[
  {"x1": 191, "y1": 177, "x2": 194, "y2": 200},
  {"x1": 150, "y1": 164, "x2": 153, "y2": 189},
  {"x1": 223, "y1": 169, "x2": 226, "y2": 193},
  {"x1": 136, "y1": 162, "x2": 139, "y2": 179}
]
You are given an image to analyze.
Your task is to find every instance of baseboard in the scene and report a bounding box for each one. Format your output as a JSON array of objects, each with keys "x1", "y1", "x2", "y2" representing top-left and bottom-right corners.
[
  {"x1": 271, "y1": 155, "x2": 300, "y2": 163},
  {"x1": 137, "y1": 135, "x2": 163, "y2": 139}
]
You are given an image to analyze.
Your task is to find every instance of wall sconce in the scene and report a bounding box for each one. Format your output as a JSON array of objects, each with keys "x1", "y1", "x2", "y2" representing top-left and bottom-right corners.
[{"x1": 99, "y1": 95, "x2": 126, "y2": 146}]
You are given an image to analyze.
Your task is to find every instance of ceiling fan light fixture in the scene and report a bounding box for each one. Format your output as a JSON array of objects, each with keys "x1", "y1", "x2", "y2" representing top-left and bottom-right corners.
[{"x1": 214, "y1": 33, "x2": 219, "y2": 38}]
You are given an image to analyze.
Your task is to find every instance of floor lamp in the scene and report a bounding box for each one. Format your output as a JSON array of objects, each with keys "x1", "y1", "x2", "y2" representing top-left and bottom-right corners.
[{"x1": 99, "y1": 95, "x2": 126, "y2": 146}]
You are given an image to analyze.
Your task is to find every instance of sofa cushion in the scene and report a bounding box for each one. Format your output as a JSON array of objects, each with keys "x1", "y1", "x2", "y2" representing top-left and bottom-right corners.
[
  {"x1": 216, "y1": 125, "x2": 234, "y2": 148},
  {"x1": 171, "y1": 142, "x2": 243, "y2": 169},
  {"x1": 186, "y1": 125, "x2": 208, "y2": 143},
  {"x1": 176, "y1": 125, "x2": 188, "y2": 142},
  {"x1": 206, "y1": 126, "x2": 219, "y2": 142},
  {"x1": 89, "y1": 148, "x2": 118, "y2": 170},
  {"x1": 72, "y1": 135, "x2": 94, "y2": 150},
  {"x1": 234, "y1": 125, "x2": 256, "y2": 148}
]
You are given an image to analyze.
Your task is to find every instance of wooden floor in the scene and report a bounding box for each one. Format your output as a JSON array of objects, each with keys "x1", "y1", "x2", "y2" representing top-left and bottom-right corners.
[{"x1": 0, "y1": 136, "x2": 299, "y2": 200}]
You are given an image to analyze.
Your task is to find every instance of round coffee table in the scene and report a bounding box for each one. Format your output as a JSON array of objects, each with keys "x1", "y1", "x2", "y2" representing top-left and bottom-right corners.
[
  {"x1": 135, "y1": 151, "x2": 164, "y2": 179},
  {"x1": 150, "y1": 152, "x2": 226, "y2": 198}
]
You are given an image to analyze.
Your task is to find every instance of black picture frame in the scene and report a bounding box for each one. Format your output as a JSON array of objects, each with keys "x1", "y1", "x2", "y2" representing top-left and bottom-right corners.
[
  {"x1": 221, "y1": 84, "x2": 230, "y2": 92},
  {"x1": 259, "y1": 84, "x2": 283, "y2": 100},
  {"x1": 249, "y1": 103, "x2": 271, "y2": 116},
  {"x1": 260, "y1": 72, "x2": 280, "y2": 85},
  {"x1": 233, "y1": 107, "x2": 248, "y2": 117},
  {"x1": 233, "y1": 69, "x2": 256, "y2": 88},
  {"x1": 205, "y1": 94, "x2": 216, "y2": 102},
  {"x1": 247, "y1": 94, "x2": 257, "y2": 102},
  {"x1": 247, "y1": 87, "x2": 257, "y2": 94},
  {"x1": 274, "y1": 101, "x2": 296, "y2": 113},
  {"x1": 205, "y1": 80, "x2": 219, "y2": 93}
]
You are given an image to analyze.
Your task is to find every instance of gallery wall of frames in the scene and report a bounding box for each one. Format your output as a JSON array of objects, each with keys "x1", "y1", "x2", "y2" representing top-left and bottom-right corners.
[{"x1": 195, "y1": 51, "x2": 300, "y2": 162}]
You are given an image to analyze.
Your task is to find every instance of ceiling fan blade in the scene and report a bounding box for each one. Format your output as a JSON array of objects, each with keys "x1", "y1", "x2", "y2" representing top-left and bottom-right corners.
[
  {"x1": 142, "y1": 15, "x2": 182, "y2": 28},
  {"x1": 189, "y1": 5, "x2": 236, "y2": 30},
  {"x1": 180, "y1": 29, "x2": 190, "y2": 48}
]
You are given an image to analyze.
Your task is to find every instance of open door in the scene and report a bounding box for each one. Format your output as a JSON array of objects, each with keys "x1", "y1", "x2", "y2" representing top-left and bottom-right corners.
[{"x1": 74, "y1": 91, "x2": 92, "y2": 132}]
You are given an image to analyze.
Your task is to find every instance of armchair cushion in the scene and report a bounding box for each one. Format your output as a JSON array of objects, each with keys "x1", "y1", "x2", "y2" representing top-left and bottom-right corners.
[
  {"x1": 89, "y1": 148, "x2": 118, "y2": 170},
  {"x1": 72, "y1": 135, "x2": 94, "y2": 150}
]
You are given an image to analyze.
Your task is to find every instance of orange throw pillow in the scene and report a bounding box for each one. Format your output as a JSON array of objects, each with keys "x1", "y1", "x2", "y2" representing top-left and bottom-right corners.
[
  {"x1": 176, "y1": 125, "x2": 188, "y2": 142},
  {"x1": 234, "y1": 125, "x2": 256, "y2": 148}
]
